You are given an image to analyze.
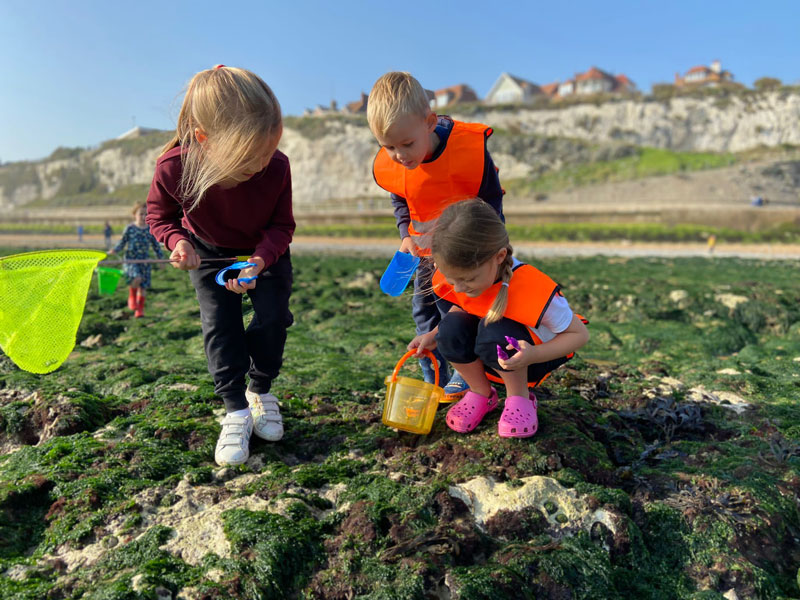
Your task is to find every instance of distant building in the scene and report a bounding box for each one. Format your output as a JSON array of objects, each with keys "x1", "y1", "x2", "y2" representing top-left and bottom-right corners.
[
  {"x1": 558, "y1": 79, "x2": 575, "y2": 97},
  {"x1": 540, "y1": 82, "x2": 560, "y2": 98},
  {"x1": 563, "y1": 67, "x2": 636, "y2": 96},
  {"x1": 675, "y1": 60, "x2": 735, "y2": 87},
  {"x1": 432, "y1": 84, "x2": 479, "y2": 109},
  {"x1": 613, "y1": 74, "x2": 636, "y2": 94},
  {"x1": 343, "y1": 92, "x2": 368, "y2": 114},
  {"x1": 307, "y1": 100, "x2": 338, "y2": 117},
  {"x1": 485, "y1": 73, "x2": 542, "y2": 104}
]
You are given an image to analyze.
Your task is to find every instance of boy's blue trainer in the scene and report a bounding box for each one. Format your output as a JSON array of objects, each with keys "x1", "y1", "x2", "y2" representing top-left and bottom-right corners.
[{"x1": 443, "y1": 370, "x2": 470, "y2": 401}]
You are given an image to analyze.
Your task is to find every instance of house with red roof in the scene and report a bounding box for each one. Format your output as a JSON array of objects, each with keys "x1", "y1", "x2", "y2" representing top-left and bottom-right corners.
[
  {"x1": 568, "y1": 67, "x2": 636, "y2": 96},
  {"x1": 343, "y1": 92, "x2": 368, "y2": 114},
  {"x1": 485, "y1": 73, "x2": 542, "y2": 105},
  {"x1": 675, "y1": 60, "x2": 735, "y2": 87},
  {"x1": 532, "y1": 67, "x2": 636, "y2": 99},
  {"x1": 539, "y1": 82, "x2": 559, "y2": 98},
  {"x1": 558, "y1": 78, "x2": 576, "y2": 97},
  {"x1": 432, "y1": 84, "x2": 479, "y2": 109}
]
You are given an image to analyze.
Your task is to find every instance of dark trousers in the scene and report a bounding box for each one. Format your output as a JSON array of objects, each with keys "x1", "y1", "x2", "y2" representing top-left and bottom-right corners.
[
  {"x1": 189, "y1": 236, "x2": 293, "y2": 412},
  {"x1": 436, "y1": 310, "x2": 569, "y2": 386},
  {"x1": 412, "y1": 258, "x2": 450, "y2": 382}
]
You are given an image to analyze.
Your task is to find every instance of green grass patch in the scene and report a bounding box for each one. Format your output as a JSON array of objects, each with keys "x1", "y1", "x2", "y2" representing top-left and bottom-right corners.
[{"x1": 504, "y1": 147, "x2": 737, "y2": 195}]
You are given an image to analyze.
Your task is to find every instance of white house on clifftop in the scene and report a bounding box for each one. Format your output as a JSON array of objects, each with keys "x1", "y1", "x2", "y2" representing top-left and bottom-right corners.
[{"x1": 485, "y1": 73, "x2": 542, "y2": 104}]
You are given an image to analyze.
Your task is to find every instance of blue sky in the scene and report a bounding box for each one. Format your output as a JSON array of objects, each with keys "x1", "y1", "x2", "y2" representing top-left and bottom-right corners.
[{"x1": 1, "y1": 0, "x2": 797, "y2": 163}]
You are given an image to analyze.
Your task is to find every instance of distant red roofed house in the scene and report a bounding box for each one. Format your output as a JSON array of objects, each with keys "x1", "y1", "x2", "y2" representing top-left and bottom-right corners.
[
  {"x1": 558, "y1": 79, "x2": 575, "y2": 97},
  {"x1": 675, "y1": 60, "x2": 735, "y2": 87},
  {"x1": 485, "y1": 73, "x2": 542, "y2": 105},
  {"x1": 309, "y1": 100, "x2": 338, "y2": 116},
  {"x1": 540, "y1": 82, "x2": 559, "y2": 98},
  {"x1": 343, "y1": 92, "x2": 368, "y2": 114},
  {"x1": 614, "y1": 74, "x2": 636, "y2": 94},
  {"x1": 552, "y1": 67, "x2": 636, "y2": 97},
  {"x1": 432, "y1": 84, "x2": 479, "y2": 109},
  {"x1": 571, "y1": 66, "x2": 636, "y2": 95}
]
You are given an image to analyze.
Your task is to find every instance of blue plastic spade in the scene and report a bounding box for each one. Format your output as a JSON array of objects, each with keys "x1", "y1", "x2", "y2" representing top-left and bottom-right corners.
[
  {"x1": 215, "y1": 261, "x2": 258, "y2": 286},
  {"x1": 380, "y1": 251, "x2": 420, "y2": 296}
]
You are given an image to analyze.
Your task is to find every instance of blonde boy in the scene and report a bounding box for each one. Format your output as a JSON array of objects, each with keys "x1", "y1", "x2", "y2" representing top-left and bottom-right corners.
[{"x1": 367, "y1": 71, "x2": 505, "y2": 398}]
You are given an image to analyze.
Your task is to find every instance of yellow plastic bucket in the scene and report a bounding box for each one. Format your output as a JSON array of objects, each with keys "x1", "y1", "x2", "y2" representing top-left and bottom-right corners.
[
  {"x1": 382, "y1": 349, "x2": 445, "y2": 434},
  {"x1": 97, "y1": 266, "x2": 123, "y2": 295}
]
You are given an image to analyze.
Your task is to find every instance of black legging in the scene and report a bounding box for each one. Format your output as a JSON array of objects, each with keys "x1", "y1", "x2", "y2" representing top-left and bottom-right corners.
[
  {"x1": 436, "y1": 310, "x2": 569, "y2": 386},
  {"x1": 189, "y1": 235, "x2": 293, "y2": 412}
]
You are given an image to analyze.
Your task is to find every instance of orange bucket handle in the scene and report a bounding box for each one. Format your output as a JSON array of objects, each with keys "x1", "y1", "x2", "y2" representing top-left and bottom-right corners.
[{"x1": 390, "y1": 349, "x2": 440, "y2": 387}]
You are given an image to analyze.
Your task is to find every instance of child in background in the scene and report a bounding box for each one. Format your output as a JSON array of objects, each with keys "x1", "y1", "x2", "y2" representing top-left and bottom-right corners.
[
  {"x1": 367, "y1": 71, "x2": 505, "y2": 401},
  {"x1": 110, "y1": 202, "x2": 164, "y2": 318},
  {"x1": 146, "y1": 65, "x2": 294, "y2": 467},
  {"x1": 104, "y1": 221, "x2": 113, "y2": 250},
  {"x1": 409, "y1": 199, "x2": 589, "y2": 438}
]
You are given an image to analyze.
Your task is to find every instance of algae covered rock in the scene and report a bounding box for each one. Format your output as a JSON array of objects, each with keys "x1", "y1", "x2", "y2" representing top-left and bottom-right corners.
[{"x1": 449, "y1": 475, "x2": 624, "y2": 541}]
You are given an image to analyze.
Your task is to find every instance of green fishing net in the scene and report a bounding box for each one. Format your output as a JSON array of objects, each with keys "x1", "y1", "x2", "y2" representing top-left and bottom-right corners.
[{"x1": 0, "y1": 249, "x2": 107, "y2": 373}]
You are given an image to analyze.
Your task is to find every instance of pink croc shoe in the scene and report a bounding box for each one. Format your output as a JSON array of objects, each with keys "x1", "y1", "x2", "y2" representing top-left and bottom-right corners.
[
  {"x1": 446, "y1": 388, "x2": 499, "y2": 433},
  {"x1": 498, "y1": 393, "x2": 538, "y2": 438}
]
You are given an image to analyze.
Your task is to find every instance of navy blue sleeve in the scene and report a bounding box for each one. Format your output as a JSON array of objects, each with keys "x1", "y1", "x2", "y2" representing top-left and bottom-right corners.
[
  {"x1": 434, "y1": 294, "x2": 456, "y2": 314},
  {"x1": 391, "y1": 193, "x2": 411, "y2": 239},
  {"x1": 478, "y1": 150, "x2": 505, "y2": 223}
]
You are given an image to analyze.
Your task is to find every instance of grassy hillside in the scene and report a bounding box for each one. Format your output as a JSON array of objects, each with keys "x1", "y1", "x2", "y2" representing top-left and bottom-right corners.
[
  {"x1": 1, "y1": 251, "x2": 799, "y2": 598},
  {"x1": 503, "y1": 147, "x2": 737, "y2": 196}
]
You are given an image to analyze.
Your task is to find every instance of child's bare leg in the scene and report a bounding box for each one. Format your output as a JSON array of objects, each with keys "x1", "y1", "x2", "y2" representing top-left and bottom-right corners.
[
  {"x1": 497, "y1": 368, "x2": 529, "y2": 398},
  {"x1": 449, "y1": 360, "x2": 493, "y2": 397},
  {"x1": 131, "y1": 277, "x2": 142, "y2": 289}
]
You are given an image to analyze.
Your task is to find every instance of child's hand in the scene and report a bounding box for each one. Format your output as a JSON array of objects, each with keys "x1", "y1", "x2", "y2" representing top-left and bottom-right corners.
[
  {"x1": 170, "y1": 240, "x2": 200, "y2": 270},
  {"x1": 408, "y1": 330, "x2": 438, "y2": 356},
  {"x1": 225, "y1": 256, "x2": 265, "y2": 294},
  {"x1": 497, "y1": 339, "x2": 536, "y2": 371},
  {"x1": 399, "y1": 236, "x2": 418, "y2": 257}
]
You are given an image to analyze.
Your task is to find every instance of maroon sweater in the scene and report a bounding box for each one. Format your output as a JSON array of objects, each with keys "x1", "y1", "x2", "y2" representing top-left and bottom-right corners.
[{"x1": 146, "y1": 146, "x2": 295, "y2": 266}]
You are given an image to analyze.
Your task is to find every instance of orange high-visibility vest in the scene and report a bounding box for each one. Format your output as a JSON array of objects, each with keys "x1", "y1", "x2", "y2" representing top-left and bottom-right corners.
[
  {"x1": 433, "y1": 262, "x2": 572, "y2": 387},
  {"x1": 432, "y1": 262, "x2": 561, "y2": 334},
  {"x1": 373, "y1": 120, "x2": 492, "y2": 256}
]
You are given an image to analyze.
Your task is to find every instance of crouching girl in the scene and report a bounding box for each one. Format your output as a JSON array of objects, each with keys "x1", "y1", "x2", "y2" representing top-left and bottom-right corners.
[{"x1": 408, "y1": 198, "x2": 589, "y2": 437}]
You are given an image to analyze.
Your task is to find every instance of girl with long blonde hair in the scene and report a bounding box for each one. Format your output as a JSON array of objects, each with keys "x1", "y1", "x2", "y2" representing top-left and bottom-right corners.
[{"x1": 147, "y1": 65, "x2": 293, "y2": 466}]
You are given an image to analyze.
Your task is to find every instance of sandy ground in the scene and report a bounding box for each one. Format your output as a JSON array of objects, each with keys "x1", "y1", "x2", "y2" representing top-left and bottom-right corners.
[{"x1": 2, "y1": 232, "x2": 800, "y2": 260}]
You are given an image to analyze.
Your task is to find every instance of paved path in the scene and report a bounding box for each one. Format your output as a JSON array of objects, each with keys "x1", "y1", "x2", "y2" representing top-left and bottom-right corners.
[{"x1": 1, "y1": 232, "x2": 799, "y2": 260}]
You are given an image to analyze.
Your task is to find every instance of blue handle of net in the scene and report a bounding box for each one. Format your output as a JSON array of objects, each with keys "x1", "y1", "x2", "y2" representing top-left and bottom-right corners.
[{"x1": 215, "y1": 261, "x2": 258, "y2": 286}]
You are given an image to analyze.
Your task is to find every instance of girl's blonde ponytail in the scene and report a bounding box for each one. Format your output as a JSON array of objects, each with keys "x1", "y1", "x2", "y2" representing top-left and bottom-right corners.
[{"x1": 484, "y1": 252, "x2": 514, "y2": 324}]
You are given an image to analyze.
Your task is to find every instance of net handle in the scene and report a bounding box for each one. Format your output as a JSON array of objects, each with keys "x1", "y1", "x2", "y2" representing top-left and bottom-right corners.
[{"x1": 100, "y1": 257, "x2": 239, "y2": 265}]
